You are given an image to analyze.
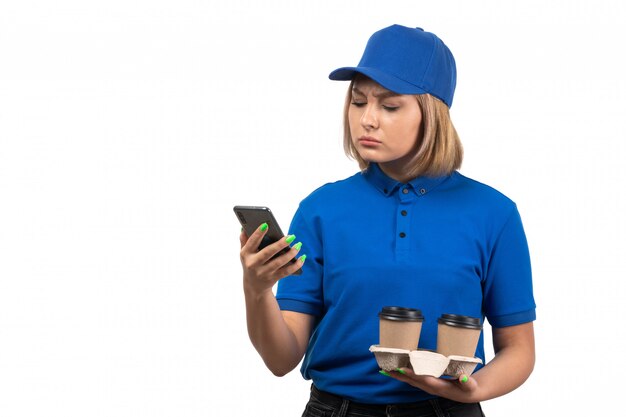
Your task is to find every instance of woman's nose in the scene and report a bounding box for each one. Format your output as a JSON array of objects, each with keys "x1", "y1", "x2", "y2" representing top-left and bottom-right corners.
[{"x1": 360, "y1": 104, "x2": 378, "y2": 130}]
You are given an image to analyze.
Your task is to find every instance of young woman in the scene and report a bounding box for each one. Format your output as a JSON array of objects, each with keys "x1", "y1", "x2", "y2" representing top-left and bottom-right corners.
[{"x1": 240, "y1": 24, "x2": 535, "y2": 417}]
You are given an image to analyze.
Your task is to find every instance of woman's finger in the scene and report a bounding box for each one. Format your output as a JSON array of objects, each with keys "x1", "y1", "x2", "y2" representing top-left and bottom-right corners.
[
  {"x1": 240, "y1": 223, "x2": 269, "y2": 255},
  {"x1": 264, "y1": 240, "x2": 303, "y2": 272},
  {"x1": 239, "y1": 228, "x2": 249, "y2": 248},
  {"x1": 457, "y1": 374, "x2": 478, "y2": 393},
  {"x1": 255, "y1": 234, "x2": 295, "y2": 265}
]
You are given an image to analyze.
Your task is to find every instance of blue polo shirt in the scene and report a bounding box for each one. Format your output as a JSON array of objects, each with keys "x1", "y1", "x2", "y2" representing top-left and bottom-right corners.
[{"x1": 276, "y1": 164, "x2": 535, "y2": 404}]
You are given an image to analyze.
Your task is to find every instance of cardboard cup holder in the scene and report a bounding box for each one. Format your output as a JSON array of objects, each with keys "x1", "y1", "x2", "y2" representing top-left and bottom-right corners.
[
  {"x1": 369, "y1": 345, "x2": 482, "y2": 377},
  {"x1": 409, "y1": 350, "x2": 451, "y2": 377},
  {"x1": 369, "y1": 346, "x2": 411, "y2": 371}
]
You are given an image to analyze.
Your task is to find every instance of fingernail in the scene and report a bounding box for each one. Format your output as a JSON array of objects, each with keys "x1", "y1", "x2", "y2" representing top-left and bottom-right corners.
[
  {"x1": 298, "y1": 254, "x2": 307, "y2": 263},
  {"x1": 460, "y1": 375, "x2": 469, "y2": 383},
  {"x1": 379, "y1": 370, "x2": 391, "y2": 377},
  {"x1": 396, "y1": 368, "x2": 406, "y2": 375},
  {"x1": 259, "y1": 223, "x2": 268, "y2": 232},
  {"x1": 285, "y1": 234, "x2": 296, "y2": 244},
  {"x1": 293, "y1": 242, "x2": 302, "y2": 251}
]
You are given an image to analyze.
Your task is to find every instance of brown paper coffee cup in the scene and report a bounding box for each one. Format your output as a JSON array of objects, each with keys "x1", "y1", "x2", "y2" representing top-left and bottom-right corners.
[
  {"x1": 379, "y1": 307, "x2": 424, "y2": 350},
  {"x1": 436, "y1": 314, "x2": 482, "y2": 357}
]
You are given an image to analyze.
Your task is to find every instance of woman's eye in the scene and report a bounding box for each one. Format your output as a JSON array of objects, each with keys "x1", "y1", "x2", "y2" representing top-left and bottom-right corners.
[
  {"x1": 351, "y1": 102, "x2": 366, "y2": 107},
  {"x1": 383, "y1": 105, "x2": 399, "y2": 112}
]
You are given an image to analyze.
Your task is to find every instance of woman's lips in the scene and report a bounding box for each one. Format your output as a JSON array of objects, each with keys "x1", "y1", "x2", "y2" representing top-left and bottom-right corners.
[{"x1": 358, "y1": 136, "x2": 382, "y2": 146}]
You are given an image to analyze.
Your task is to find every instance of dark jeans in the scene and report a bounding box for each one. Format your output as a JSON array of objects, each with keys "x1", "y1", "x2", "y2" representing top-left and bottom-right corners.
[{"x1": 302, "y1": 385, "x2": 485, "y2": 417}]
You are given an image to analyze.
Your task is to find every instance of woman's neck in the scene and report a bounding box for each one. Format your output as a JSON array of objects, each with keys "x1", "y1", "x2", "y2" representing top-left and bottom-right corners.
[{"x1": 378, "y1": 161, "x2": 414, "y2": 184}]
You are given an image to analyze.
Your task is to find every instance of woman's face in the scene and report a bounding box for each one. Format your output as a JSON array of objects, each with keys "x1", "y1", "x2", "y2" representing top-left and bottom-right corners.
[{"x1": 348, "y1": 77, "x2": 423, "y2": 180}]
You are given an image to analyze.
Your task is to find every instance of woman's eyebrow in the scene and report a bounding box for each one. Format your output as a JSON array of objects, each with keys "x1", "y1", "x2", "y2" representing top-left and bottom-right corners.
[
  {"x1": 373, "y1": 90, "x2": 400, "y2": 99},
  {"x1": 351, "y1": 87, "x2": 400, "y2": 99}
]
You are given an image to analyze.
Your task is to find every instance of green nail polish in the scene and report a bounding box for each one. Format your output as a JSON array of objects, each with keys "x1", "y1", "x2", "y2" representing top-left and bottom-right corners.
[
  {"x1": 285, "y1": 234, "x2": 296, "y2": 244},
  {"x1": 396, "y1": 368, "x2": 407, "y2": 375},
  {"x1": 461, "y1": 375, "x2": 469, "y2": 383},
  {"x1": 293, "y1": 242, "x2": 302, "y2": 251},
  {"x1": 379, "y1": 370, "x2": 391, "y2": 377},
  {"x1": 298, "y1": 254, "x2": 307, "y2": 263},
  {"x1": 260, "y1": 223, "x2": 268, "y2": 232}
]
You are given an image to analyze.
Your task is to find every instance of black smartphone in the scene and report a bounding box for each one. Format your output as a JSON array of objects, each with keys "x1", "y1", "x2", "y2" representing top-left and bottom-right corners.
[{"x1": 233, "y1": 205, "x2": 302, "y2": 275}]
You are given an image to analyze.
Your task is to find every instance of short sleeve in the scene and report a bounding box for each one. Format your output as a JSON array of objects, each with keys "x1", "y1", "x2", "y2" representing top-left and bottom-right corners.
[
  {"x1": 483, "y1": 205, "x2": 536, "y2": 328},
  {"x1": 275, "y1": 204, "x2": 325, "y2": 317}
]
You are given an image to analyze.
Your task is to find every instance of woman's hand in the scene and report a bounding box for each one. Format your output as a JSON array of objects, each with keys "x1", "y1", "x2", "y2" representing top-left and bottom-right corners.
[
  {"x1": 383, "y1": 370, "x2": 481, "y2": 403},
  {"x1": 240, "y1": 223, "x2": 305, "y2": 296}
]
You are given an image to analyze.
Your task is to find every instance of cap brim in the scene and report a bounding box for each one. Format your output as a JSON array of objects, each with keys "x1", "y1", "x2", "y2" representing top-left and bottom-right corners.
[{"x1": 329, "y1": 66, "x2": 427, "y2": 96}]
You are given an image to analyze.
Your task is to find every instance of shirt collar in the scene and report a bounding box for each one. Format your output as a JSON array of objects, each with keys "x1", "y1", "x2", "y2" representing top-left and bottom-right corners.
[{"x1": 363, "y1": 163, "x2": 451, "y2": 197}]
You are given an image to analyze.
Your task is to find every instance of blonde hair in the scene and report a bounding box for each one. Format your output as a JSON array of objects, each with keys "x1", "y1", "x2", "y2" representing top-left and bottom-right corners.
[{"x1": 342, "y1": 78, "x2": 463, "y2": 178}]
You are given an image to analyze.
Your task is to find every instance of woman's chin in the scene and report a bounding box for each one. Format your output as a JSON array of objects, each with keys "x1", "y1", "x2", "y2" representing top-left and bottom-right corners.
[{"x1": 356, "y1": 150, "x2": 388, "y2": 164}]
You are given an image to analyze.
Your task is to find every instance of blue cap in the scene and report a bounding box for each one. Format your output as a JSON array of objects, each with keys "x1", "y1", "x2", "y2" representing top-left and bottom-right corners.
[{"x1": 329, "y1": 25, "x2": 457, "y2": 107}]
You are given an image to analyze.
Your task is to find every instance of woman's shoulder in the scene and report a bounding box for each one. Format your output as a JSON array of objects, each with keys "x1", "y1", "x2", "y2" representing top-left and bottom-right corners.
[
  {"x1": 305, "y1": 172, "x2": 364, "y2": 197},
  {"x1": 297, "y1": 171, "x2": 365, "y2": 209},
  {"x1": 447, "y1": 171, "x2": 519, "y2": 213}
]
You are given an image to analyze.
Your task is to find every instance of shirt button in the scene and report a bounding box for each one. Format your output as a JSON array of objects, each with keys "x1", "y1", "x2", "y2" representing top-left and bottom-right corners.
[
  {"x1": 420, "y1": 188, "x2": 426, "y2": 195},
  {"x1": 402, "y1": 188, "x2": 409, "y2": 194},
  {"x1": 401, "y1": 210, "x2": 407, "y2": 216},
  {"x1": 399, "y1": 232, "x2": 406, "y2": 238}
]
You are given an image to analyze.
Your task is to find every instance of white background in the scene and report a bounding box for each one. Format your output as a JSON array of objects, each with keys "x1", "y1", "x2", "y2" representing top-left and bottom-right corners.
[{"x1": 1, "y1": 1, "x2": 624, "y2": 416}]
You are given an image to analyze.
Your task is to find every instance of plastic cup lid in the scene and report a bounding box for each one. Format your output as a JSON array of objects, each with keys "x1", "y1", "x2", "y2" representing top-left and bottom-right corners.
[
  {"x1": 379, "y1": 306, "x2": 424, "y2": 322},
  {"x1": 437, "y1": 314, "x2": 482, "y2": 329}
]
